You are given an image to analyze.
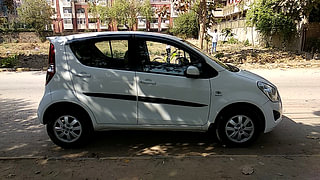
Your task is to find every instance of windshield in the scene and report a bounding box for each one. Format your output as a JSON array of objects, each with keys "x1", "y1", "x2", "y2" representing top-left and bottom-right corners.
[{"x1": 181, "y1": 39, "x2": 238, "y2": 72}]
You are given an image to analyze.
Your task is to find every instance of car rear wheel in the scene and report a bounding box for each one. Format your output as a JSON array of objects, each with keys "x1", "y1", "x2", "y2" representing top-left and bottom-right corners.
[
  {"x1": 46, "y1": 109, "x2": 92, "y2": 148},
  {"x1": 216, "y1": 107, "x2": 261, "y2": 147}
]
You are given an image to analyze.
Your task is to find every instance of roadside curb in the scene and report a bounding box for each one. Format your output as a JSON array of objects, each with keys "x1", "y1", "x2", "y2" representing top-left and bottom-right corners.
[
  {"x1": 1, "y1": 154, "x2": 320, "y2": 161},
  {"x1": 0, "y1": 67, "x2": 47, "y2": 72}
]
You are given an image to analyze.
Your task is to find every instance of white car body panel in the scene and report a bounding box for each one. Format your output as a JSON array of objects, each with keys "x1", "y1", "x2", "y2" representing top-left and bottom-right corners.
[{"x1": 136, "y1": 72, "x2": 210, "y2": 126}]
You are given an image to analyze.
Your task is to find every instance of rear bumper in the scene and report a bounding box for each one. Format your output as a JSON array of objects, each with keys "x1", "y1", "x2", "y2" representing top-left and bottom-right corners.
[{"x1": 37, "y1": 90, "x2": 52, "y2": 124}]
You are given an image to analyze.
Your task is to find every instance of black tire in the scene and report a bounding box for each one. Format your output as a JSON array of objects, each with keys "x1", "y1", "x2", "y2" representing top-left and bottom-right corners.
[
  {"x1": 46, "y1": 109, "x2": 93, "y2": 148},
  {"x1": 215, "y1": 107, "x2": 262, "y2": 147}
]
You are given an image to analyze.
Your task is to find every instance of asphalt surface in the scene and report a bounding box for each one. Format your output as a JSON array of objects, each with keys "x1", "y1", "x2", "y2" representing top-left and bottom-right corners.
[{"x1": 0, "y1": 68, "x2": 319, "y2": 179}]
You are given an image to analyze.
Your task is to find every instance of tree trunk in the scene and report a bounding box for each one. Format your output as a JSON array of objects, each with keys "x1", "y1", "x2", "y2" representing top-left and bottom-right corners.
[
  {"x1": 146, "y1": 20, "x2": 150, "y2": 31},
  {"x1": 198, "y1": 0, "x2": 206, "y2": 49},
  {"x1": 158, "y1": 16, "x2": 162, "y2": 32}
]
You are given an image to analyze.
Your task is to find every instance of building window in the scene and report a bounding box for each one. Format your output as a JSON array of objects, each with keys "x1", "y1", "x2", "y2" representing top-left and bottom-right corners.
[
  {"x1": 63, "y1": 7, "x2": 72, "y2": 13},
  {"x1": 76, "y1": 8, "x2": 85, "y2": 13},
  {"x1": 64, "y1": 18, "x2": 72, "y2": 24},
  {"x1": 89, "y1": 18, "x2": 97, "y2": 23},
  {"x1": 77, "y1": 18, "x2": 86, "y2": 24}
]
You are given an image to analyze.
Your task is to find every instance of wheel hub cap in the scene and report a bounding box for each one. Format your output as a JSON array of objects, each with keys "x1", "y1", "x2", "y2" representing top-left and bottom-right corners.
[
  {"x1": 225, "y1": 115, "x2": 255, "y2": 143},
  {"x1": 53, "y1": 115, "x2": 82, "y2": 143}
]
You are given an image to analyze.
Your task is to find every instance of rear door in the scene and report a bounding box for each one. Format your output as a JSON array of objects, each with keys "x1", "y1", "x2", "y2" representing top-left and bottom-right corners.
[
  {"x1": 67, "y1": 35, "x2": 138, "y2": 124},
  {"x1": 134, "y1": 37, "x2": 215, "y2": 126}
]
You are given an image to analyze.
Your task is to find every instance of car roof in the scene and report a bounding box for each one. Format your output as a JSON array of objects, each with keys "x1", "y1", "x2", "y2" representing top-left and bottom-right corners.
[{"x1": 47, "y1": 31, "x2": 183, "y2": 44}]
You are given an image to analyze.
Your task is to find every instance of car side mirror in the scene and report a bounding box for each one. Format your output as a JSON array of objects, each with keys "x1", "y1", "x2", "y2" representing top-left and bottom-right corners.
[{"x1": 186, "y1": 66, "x2": 200, "y2": 78}]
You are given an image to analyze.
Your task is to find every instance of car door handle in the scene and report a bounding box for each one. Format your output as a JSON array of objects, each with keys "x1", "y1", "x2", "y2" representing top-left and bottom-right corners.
[
  {"x1": 74, "y1": 72, "x2": 91, "y2": 78},
  {"x1": 139, "y1": 79, "x2": 156, "y2": 85}
]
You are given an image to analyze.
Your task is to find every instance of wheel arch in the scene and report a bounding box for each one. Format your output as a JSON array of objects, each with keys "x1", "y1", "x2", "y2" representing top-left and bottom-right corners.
[
  {"x1": 43, "y1": 101, "x2": 94, "y2": 130},
  {"x1": 211, "y1": 102, "x2": 266, "y2": 132}
]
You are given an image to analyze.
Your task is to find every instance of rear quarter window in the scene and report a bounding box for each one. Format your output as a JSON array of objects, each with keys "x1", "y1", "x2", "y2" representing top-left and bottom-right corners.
[{"x1": 70, "y1": 39, "x2": 129, "y2": 70}]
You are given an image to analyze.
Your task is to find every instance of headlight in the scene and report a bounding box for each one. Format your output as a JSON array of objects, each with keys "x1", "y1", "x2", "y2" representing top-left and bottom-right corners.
[{"x1": 257, "y1": 81, "x2": 279, "y2": 102}]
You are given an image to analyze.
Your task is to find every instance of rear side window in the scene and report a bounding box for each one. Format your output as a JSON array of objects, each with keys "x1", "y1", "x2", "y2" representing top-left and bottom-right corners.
[
  {"x1": 70, "y1": 39, "x2": 130, "y2": 70},
  {"x1": 95, "y1": 40, "x2": 128, "y2": 60}
]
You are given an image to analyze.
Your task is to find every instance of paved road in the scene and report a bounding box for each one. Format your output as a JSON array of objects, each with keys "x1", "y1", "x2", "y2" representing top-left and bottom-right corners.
[{"x1": 0, "y1": 69, "x2": 319, "y2": 179}]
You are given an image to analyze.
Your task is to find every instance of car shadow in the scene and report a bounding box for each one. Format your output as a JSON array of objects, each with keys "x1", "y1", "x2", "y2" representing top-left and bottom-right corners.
[{"x1": 0, "y1": 97, "x2": 319, "y2": 158}]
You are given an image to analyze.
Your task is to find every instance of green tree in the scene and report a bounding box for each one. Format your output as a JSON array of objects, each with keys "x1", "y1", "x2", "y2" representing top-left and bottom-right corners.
[
  {"x1": 17, "y1": 0, "x2": 53, "y2": 33},
  {"x1": 171, "y1": 11, "x2": 198, "y2": 38},
  {"x1": 247, "y1": 0, "x2": 320, "y2": 41},
  {"x1": 155, "y1": 5, "x2": 170, "y2": 32},
  {"x1": 172, "y1": 0, "x2": 192, "y2": 14},
  {"x1": 92, "y1": 0, "x2": 141, "y2": 31},
  {"x1": 140, "y1": 0, "x2": 154, "y2": 31},
  {"x1": 276, "y1": 0, "x2": 320, "y2": 23},
  {"x1": 108, "y1": 0, "x2": 141, "y2": 30},
  {"x1": 3, "y1": 0, "x2": 14, "y2": 13},
  {"x1": 221, "y1": 28, "x2": 234, "y2": 42},
  {"x1": 193, "y1": 0, "x2": 223, "y2": 49},
  {"x1": 246, "y1": 0, "x2": 296, "y2": 40},
  {"x1": 127, "y1": 0, "x2": 141, "y2": 30},
  {"x1": 88, "y1": 2, "x2": 100, "y2": 31}
]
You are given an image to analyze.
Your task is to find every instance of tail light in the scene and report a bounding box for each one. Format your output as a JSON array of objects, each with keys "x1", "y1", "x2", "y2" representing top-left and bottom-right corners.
[{"x1": 46, "y1": 43, "x2": 55, "y2": 85}]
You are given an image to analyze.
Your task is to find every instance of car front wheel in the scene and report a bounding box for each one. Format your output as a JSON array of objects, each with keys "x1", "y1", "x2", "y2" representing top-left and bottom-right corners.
[{"x1": 216, "y1": 108, "x2": 261, "y2": 147}]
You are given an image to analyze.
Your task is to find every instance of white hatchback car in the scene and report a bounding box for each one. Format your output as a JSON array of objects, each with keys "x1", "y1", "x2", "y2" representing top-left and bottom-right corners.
[{"x1": 38, "y1": 32, "x2": 282, "y2": 148}]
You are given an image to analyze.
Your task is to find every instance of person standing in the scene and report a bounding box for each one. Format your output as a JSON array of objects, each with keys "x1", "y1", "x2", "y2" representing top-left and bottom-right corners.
[{"x1": 208, "y1": 29, "x2": 218, "y2": 53}]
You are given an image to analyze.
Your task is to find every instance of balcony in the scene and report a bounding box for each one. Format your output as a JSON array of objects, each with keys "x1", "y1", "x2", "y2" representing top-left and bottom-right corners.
[
  {"x1": 63, "y1": 13, "x2": 72, "y2": 18},
  {"x1": 62, "y1": 1, "x2": 71, "y2": 6},
  {"x1": 88, "y1": 23, "x2": 97, "y2": 29},
  {"x1": 161, "y1": 23, "x2": 169, "y2": 29},
  {"x1": 77, "y1": 24, "x2": 86, "y2": 29},
  {"x1": 64, "y1": 24, "x2": 73, "y2": 30},
  {"x1": 150, "y1": 23, "x2": 158, "y2": 29},
  {"x1": 88, "y1": 13, "x2": 97, "y2": 19},
  {"x1": 150, "y1": 23, "x2": 169, "y2": 29},
  {"x1": 138, "y1": 23, "x2": 146, "y2": 29},
  {"x1": 221, "y1": 0, "x2": 253, "y2": 16},
  {"x1": 211, "y1": 19, "x2": 246, "y2": 30},
  {"x1": 77, "y1": 13, "x2": 85, "y2": 18},
  {"x1": 222, "y1": 5, "x2": 237, "y2": 16},
  {"x1": 213, "y1": 8, "x2": 223, "y2": 18},
  {"x1": 100, "y1": 24, "x2": 108, "y2": 29}
]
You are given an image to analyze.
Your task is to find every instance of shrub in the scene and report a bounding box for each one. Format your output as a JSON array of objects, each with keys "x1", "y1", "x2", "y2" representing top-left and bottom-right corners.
[
  {"x1": 0, "y1": 54, "x2": 18, "y2": 68},
  {"x1": 171, "y1": 11, "x2": 199, "y2": 39},
  {"x1": 244, "y1": 39, "x2": 251, "y2": 46},
  {"x1": 227, "y1": 37, "x2": 239, "y2": 44},
  {"x1": 214, "y1": 53, "x2": 224, "y2": 59}
]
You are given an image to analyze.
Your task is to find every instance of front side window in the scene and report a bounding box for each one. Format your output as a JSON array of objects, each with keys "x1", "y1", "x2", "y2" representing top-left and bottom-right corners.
[
  {"x1": 141, "y1": 40, "x2": 196, "y2": 76},
  {"x1": 70, "y1": 39, "x2": 130, "y2": 70},
  {"x1": 134, "y1": 38, "x2": 218, "y2": 78}
]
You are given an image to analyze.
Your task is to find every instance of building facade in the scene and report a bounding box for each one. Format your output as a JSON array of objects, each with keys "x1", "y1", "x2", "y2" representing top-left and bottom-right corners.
[
  {"x1": 50, "y1": 0, "x2": 174, "y2": 33},
  {"x1": 211, "y1": 0, "x2": 259, "y2": 45},
  {"x1": 50, "y1": 0, "x2": 108, "y2": 33}
]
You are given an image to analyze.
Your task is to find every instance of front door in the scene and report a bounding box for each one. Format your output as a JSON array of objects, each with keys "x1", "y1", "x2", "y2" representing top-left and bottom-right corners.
[
  {"x1": 134, "y1": 39, "x2": 212, "y2": 126},
  {"x1": 67, "y1": 36, "x2": 137, "y2": 124}
]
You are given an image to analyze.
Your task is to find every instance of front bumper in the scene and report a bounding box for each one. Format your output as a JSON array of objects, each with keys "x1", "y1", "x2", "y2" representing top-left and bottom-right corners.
[{"x1": 263, "y1": 98, "x2": 283, "y2": 133}]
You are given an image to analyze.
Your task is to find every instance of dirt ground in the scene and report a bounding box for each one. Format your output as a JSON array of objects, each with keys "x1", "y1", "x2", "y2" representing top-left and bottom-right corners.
[
  {"x1": 1, "y1": 41, "x2": 320, "y2": 70},
  {"x1": 1, "y1": 156, "x2": 320, "y2": 179},
  {"x1": 0, "y1": 43, "x2": 49, "y2": 57}
]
